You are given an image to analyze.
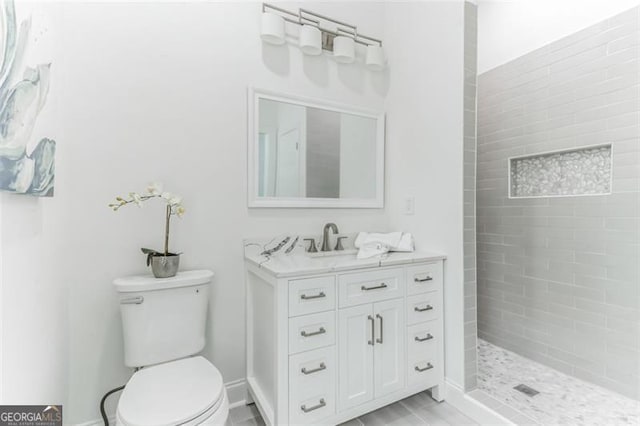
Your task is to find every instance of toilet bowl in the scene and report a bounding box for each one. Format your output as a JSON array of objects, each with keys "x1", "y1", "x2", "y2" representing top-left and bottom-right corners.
[{"x1": 116, "y1": 356, "x2": 229, "y2": 426}]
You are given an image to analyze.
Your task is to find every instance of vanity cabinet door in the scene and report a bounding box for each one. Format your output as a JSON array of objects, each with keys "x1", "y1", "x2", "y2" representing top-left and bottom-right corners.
[
  {"x1": 373, "y1": 298, "x2": 405, "y2": 398},
  {"x1": 338, "y1": 304, "x2": 374, "y2": 411}
]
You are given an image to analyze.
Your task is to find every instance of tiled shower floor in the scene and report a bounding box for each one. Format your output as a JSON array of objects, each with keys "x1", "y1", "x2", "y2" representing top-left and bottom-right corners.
[{"x1": 477, "y1": 339, "x2": 640, "y2": 425}]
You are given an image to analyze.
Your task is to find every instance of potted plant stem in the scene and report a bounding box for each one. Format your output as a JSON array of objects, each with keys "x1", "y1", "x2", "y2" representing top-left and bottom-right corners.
[{"x1": 109, "y1": 182, "x2": 185, "y2": 278}]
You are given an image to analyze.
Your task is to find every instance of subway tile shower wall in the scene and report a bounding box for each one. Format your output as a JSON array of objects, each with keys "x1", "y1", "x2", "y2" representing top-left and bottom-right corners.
[{"x1": 476, "y1": 7, "x2": 639, "y2": 399}]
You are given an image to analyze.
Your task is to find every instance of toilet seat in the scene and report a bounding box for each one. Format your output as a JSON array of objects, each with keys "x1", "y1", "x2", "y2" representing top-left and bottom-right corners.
[{"x1": 117, "y1": 356, "x2": 227, "y2": 426}]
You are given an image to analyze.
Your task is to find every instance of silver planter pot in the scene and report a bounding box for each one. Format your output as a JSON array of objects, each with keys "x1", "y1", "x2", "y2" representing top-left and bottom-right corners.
[{"x1": 150, "y1": 254, "x2": 181, "y2": 278}]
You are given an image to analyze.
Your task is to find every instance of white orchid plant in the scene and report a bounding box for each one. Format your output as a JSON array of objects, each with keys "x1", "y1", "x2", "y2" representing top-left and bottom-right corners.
[{"x1": 109, "y1": 183, "x2": 185, "y2": 260}]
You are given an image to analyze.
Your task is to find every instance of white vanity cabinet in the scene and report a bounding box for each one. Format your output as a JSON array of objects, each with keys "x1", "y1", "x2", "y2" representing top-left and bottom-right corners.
[{"x1": 245, "y1": 253, "x2": 445, "y2": 426}]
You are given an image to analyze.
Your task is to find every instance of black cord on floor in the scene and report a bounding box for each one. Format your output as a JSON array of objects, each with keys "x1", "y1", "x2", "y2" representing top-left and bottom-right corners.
[{"x1": 100, "y1": 385, "x2": 125, "y2": 426}]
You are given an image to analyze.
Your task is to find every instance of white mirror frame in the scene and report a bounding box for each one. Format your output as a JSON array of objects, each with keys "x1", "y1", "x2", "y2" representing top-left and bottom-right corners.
[{"x1": 248, "y1": 88, "x2": 385, "y2": 208}]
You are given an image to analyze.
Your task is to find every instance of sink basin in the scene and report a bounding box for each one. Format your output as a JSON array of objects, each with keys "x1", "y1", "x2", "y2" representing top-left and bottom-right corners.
[{"x1": 307, "y1": 249, "x2": 358, "y2": 258}]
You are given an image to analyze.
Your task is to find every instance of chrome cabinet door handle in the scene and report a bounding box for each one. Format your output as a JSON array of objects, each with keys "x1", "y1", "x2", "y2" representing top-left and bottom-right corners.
[
  {"x1": 120, "y1": 296, "x2": 144, "y2": 305},
  {"x1": 300, "y1": 327, "x2": 326, "y2": 338},
  {"x1": 415, "y1": 363, "x2": 434, "y2": 372},
  {"x1": 414, "y1": 276, "x2": 433, "y2": 282},
  {"x1": 367, "y1": 315, "x2": 375, "y2": 345},
  {"x1": 376, "y1": 314, "x2": 383, "y2": 344},
  {"x1": 415, "y1": 333, "x2": 434, "y2": 342},
  {"x1": 301, "y1": 398, "x2": 326, "y2": 413},
  {"x1": 414, "y1": 305, "x2": 434, "y2": 312},
  {"x1": 361, "y1": 283, "x2": 388, "y2": 291},
  {"x1": 301, "y1": 362, "x2": 326, "y2": 375},
  {"x1": 300, "y1": 291, "x2": 326, "y2": 300}
]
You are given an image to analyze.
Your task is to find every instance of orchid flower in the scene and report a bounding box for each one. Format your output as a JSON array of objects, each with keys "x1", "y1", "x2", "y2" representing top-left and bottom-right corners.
[{"x1": 109, "y1": 183, "x2": 185, "y2": 256}]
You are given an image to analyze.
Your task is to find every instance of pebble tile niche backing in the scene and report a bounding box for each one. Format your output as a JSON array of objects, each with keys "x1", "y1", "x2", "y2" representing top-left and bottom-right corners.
[{"x1": 509, "y1": 145, "x2": 612, "y2": 198}]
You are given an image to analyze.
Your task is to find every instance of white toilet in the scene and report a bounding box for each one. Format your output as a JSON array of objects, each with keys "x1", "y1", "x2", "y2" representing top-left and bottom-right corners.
[{"x1": 113, "y1": 270, "x2": 229, "y2": 426}]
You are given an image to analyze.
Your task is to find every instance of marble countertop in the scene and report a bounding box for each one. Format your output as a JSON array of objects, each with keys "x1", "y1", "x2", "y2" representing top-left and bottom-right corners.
[{"x1": 244, "y1": 239, "x2": 446, "y2": 278}]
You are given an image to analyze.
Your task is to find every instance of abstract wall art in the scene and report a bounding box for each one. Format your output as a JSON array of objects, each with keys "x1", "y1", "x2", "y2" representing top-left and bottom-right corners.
[{"x1": 0, "y1": 0, "x2": 56, "y2": 196}]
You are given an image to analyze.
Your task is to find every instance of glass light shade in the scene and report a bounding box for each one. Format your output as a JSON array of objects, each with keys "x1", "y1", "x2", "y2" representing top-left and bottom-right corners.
[
  {"x1": 333, "y1": 36, "x2": 355, "y2": 63},
  {"x1": 299, "y1": 25, "x2": 322, "y2": 55},
  {"x1": 261, "y1": 12, "x2": 285, "y2": 45},
  {"x1": 366, "y1": 45, "x2": 386, "y2": 71}
]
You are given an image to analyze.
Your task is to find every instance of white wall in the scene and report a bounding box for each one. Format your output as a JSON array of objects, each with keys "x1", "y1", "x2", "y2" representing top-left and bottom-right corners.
[
  {"x1": 384, "y1": 1, "x2": 467, "y2": 388},
  {"x1": 0, "y1": 196, "x2": 69, "y2": 405},
  {"x1": 477, "y1": 0, "x2": 640, "y2": 73},
  {"x1": 0, "y1": 1, "x2": 68, "y2": 408},
  {"x1": 2, "y1": 1, "x2": 390, "y2": 423},
  {"x1": 63, "y1": 2, "x2": 392, "y2": 423},
  {"x1": 0, "y1": 1, "x2": 469, "y2": 423}
]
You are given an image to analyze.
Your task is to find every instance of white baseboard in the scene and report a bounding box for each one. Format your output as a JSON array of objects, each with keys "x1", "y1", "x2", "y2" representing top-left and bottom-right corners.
[
  {"x1": 74, "y1": 379, "x2": 249, "y2": 425},
  {"x1": 444, "y1": 380, "x2": 515, "y2": 426},
  {"x1": 225, "y1": 378, "x2": 248, "y2": 409}
]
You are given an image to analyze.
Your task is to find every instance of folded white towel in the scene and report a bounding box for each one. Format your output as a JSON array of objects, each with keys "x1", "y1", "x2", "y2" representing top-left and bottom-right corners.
[
  {"x1": 355, "y1": 232, "x2": 402, "y2": 249},
  {"x1": 357, "y1": 242, "x2": 390, "y2": 259},
  {"x1": 355, "y1": 232, "x2": 415, "y2": 259},
  {"x1": 395, "y1": 232, "x2": 414, "y2": 252}
]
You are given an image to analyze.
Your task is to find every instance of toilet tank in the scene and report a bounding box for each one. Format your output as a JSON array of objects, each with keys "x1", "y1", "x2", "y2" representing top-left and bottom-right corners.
[{"x1": 114, "y1": 270, "x2": 214, "y2": 368}]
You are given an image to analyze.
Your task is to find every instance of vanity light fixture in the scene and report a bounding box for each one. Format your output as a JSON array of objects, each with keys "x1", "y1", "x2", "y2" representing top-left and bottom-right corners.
[
  {"x1": 299, "y1": 24, "x2": 322, "y2": 56},
  {"x1": 333, "y1": 32, "x2": 356, "y2": 63},
  {"x1": 260, "y1": 3, "x2": 386, "y2": 71},
  {"x1": 366, "y1": 44, "x2": 386, "y2": 71},
  {"x1": 260, "y1": 10, "x2": 286, "y2": 45}
]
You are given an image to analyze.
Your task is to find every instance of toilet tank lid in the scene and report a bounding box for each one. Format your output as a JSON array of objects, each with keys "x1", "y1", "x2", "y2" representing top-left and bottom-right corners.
[{"x1": 113, "y1": 269, "x2": 214, "y2": 293}]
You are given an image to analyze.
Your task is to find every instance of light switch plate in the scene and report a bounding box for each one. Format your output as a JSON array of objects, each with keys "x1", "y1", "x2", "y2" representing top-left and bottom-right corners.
[{"x1": 404, "y1": 196, "x2": 415, "y2": 215}]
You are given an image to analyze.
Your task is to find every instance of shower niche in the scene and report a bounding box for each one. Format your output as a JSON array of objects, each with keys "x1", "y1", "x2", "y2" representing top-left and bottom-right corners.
[{"x1": 509, "y1": 144, "x2": 612, "y2": 198}]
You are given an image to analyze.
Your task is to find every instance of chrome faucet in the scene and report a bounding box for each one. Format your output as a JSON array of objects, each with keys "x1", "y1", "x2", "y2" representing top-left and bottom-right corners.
[{"x1": 321, "y1": 223, "x2": 339, "y2": 252}]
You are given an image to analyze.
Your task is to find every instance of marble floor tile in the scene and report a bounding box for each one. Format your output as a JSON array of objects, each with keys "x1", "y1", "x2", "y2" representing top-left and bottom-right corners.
[
  {"x1": 429, "y1": 402, "x2": 479, "y2": 425},
  {"x1": 228, "y1": 390, "x2": 477, "y2": 425},
  {"x1": 233, "y1": 417, "x2": 265, "y2": 426},
  {"x1": 338, "y1": 418, "x2": 364, "y2": 426},
  {"x1": 398, "y1": 390, "x2": 439, "y2": 413},
  {"x1": 229, "y1": 403, "x2": 261, "y2": 424},
  {"x1": 358, "y1": 402, "x2": 425, "y2": 425},
  {"x1": 477, "y1": 339, "x2": 640, "y2": 426}
]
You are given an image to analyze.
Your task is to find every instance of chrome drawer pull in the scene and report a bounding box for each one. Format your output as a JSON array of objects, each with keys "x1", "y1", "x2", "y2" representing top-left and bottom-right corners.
[
  {"x1": 414, "y1": 305, "x2": 434, "y2": 312},
  {"x1": 300, "y1": 291, "x2": 326, "y2": 300},
  {"x1": 368, "y1": 315, "x2": 375, "y2": 345},
  {"x1": 120, "y1": 296, "x2": 144, "y2": 305},
  {"x1": 301, "y1": 327, "x2": 326, "y2": 338},
  {"x1": 361, "y1": 283, "x2": 388, "y2": 291},
  {"x1": 414, "y1": 276, "x2": 433, "y2": 282},
  {"x1": 415, "y1": 363, "x2": 434, "y2": 372},
  {"x1": 415, "y1": 333, "x2": 434, "y2": 342},
  {"x1": 301, "y1": 398, "x2": 326, "y2": 413},
  {"x1": 301, "y1": 362, "x2": 326, "y2": 375}
]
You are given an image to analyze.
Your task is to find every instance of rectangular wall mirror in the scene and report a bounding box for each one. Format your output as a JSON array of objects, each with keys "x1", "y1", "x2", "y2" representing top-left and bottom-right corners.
[{"x1": 248, "y1": 88, "x2": 385, "y2": 208}]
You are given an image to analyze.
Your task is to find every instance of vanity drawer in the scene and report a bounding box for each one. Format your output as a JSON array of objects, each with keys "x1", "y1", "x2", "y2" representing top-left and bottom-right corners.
[
  {"x1": 289, "y1": 346, "x2": 336, "y2": 425},
  {"x1": 407, "y1": 321, "x2": 438, "y2": 357},
  {"x1": 407, "y1": 342, "x2": 439, "y2": 387},
  {"x1": 407, "y1": 321, "x2": 439, "y2": 387},
  {"x1": 289, "y1": 311, "x2": 335, "y2": 354},
  {"x1": 338, "y1": 268, "x2": 404, "y2": 308},
  {"x1": 289, "y1": 276, "x2": 336, "y2": 317},
  {"x1": 407, "y1": 292, "x2": 440, "y2": 325},
  {"x1": 406, "y1": 262, "x2": 443, "y2": 296}
]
